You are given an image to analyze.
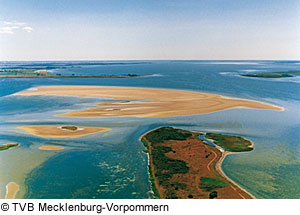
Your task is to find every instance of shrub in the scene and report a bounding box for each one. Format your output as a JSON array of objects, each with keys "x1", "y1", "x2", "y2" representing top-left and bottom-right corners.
[{"x1": 209, "y1": 191, "x2": 218, "y2": 199}]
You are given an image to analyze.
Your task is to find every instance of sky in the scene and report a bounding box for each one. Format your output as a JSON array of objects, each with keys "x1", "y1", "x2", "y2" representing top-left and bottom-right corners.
[{"x1": 0, "y1": 0, "x2": 300, "y2": 60}]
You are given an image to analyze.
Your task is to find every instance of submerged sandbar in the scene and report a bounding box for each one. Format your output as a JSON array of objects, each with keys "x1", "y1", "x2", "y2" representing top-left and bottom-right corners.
[
  {"x1": 15, "y1": 86, "x2": 283, "y2": 118},
  {"x1": 39, "y1": 145, "x2": 64, "y2": 150},
  {"x1": 19, "y1": 125, "x2": 110, "y2": 138}
]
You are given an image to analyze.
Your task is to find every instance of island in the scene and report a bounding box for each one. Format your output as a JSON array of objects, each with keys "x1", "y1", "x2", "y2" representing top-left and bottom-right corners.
[
  {"x1": 0, "y1": 69, "x2": 146, "y2": 78},
  {"x1": 141, "y1": 127, "x2": 254, "y2": 199},
  {"x1": 241, "y1": 70, "x2": 300, "y2": 78},
  {"x1": 18, "y1": 125, "x2": 110, "y2": 138},
  {"x1": 0, "y1": 143, "x2": 19, "y2": 151}
]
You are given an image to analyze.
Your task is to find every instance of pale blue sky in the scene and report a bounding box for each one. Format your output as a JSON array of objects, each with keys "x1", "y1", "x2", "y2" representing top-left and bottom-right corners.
[{"x1": 0, "y1": 0, "x2": 299, "y2": 60}]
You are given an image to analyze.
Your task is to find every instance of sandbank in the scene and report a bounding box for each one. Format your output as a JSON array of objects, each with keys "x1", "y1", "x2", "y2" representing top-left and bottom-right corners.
[
  {"x1": 18, "y1": 125, "x2": 110, "y2": 138},
  {"x1": 15, "y1": 86, "x2": 283, "y2": 118},
  {"x1": 39, "y1": 145, "x2": 64, "y2": 150},
  {"x1": 5, "y1": 182, "x2": 19, "y2": 199}
]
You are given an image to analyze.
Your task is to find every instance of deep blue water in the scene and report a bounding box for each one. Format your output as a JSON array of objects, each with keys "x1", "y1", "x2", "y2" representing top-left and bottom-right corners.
[{"x1": 0, "y1": 60, "x2": 299, "y2": 198}]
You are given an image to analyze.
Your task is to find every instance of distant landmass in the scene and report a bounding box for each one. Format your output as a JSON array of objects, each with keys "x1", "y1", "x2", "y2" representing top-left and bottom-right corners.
[
  {"x1": 241, "y1": 70, "x2": 300, "y2": 78},
  {"x1": 0, "y1": 69, "x2": 146, "y2": 78}
]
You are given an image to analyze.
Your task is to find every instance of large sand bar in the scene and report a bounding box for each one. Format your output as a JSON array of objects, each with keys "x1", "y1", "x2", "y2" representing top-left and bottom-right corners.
[
  {"x1": 19, "y1": 126, "x2": 110, "y2": 138},
  {"x1": 16, "y1": 86, "x2": 283, "y2": 118},
  {"x1": 5, "y1": 182, "x2": 19, "y2": 199}
]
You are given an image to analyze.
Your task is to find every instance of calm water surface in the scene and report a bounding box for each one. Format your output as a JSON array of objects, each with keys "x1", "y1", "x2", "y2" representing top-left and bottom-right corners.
[{"x1": 0, "y1": 60, "x2": 299, "y2": 198}]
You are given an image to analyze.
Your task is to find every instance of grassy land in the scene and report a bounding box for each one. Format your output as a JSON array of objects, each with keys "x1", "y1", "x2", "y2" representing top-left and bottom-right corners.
[
  {"x1": 142, "y1": 127, "x2": 192, "y2": 198},
  {"x1": 241, "y1": 70, "x2": 300, "y2": 79},
  {"x1": 0, "y1": 143, "x2": 19, "y2": 151},
  {"x1": 206, "y1": 133, "x2": 253, "y2": 152},
  {"x1": 200, "y1": 177, "x2": 229, "y2": 190}
]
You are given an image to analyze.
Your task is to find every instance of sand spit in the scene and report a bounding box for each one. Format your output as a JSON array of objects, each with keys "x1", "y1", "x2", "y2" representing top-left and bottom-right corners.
[
  {"x1": 16, "y1": 86, "x2": 283, "y2": 118},
  {"x1": 215, "y1": 151, "x2": 256, "y2": 199},
  {"x1": 18, "y1": 126, "x2": 110, "y2": 138},
  {"x1": 39, "y1": 145, "x2": 64, "y2": 150},
  {"x1": 5, "y1": 182, "x2": 19, "y2": 199}
]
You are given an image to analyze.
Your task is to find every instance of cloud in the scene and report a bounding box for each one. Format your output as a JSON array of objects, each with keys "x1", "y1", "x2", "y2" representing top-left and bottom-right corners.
[
  {"x1": 0, "y1": 26, "x2": 18, "y2": 34},
  {"x1": 0, "y1": 21, "x2": 33, "y2": 34},
  {"x1": 3, "y1": 21, "x2": 26, "y2": 26},
  {"x1": 23, "y1": 26, "x2": 33, "y2": 33}
]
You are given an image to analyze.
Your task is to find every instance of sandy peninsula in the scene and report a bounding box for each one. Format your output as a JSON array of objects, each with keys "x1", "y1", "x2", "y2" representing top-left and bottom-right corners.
[
  {"x1": 39, "y1": 145, "x2": 64, "y2": 150},
  {"x1": 5, "y1": 182, "x2": 19, "y2": 199},
  {"x1": 15, "y1": 86, "x2": 283, "y2": 118},
  {"x1": 18, "y1": 125, "x2": 110, "y2": 138}
]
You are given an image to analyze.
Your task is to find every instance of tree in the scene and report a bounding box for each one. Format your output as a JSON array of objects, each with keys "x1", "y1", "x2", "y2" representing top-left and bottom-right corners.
[{"x1": 209, "y1": 191, "x2": 218, "y2": 199}]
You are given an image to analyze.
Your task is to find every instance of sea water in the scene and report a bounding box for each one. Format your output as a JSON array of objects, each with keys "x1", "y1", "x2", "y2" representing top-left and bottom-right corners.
[{"x1": 0, "y1": 60, "x2": 299, "y2": 198}]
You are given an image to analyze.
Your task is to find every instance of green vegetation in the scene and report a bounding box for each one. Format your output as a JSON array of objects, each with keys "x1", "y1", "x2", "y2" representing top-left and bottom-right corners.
[
  {"x1": 209, "y1": 191, "x2": 218, "y2": 199},
  {"x1": 127, "y1": 74, "x2": 138, "y2": 77},
  {"x1": 0, "y1": 143, "x2": 19, "y2": 151},
  {"x1": 206, "y1": 133, "x2": 253, "y2": 152},
  {"x1": 61, "y1": 126, "x2": 78, "y2": 131},
  {"x1": 200, "y1": 177, "x2": 228, "y2": 190},
  {"x1": 142, "y1": 127, "x2": 191, "y2": 198},
  {"x1": 145, "y1": 127, "x2": 192, "y2": 145},
  {"x1": 241, "y1": 70, "x2": 300, "y2": 79}
]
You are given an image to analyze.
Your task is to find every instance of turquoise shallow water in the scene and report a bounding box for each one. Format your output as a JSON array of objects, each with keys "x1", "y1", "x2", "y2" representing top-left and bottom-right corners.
[{"x1": 0, "y1": 60, "x2": 299, "y2": 198}]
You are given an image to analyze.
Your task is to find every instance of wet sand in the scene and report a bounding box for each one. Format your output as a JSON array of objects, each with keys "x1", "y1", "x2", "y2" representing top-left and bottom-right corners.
[
  {"x1": 18, "y1": 126, "x2": 110, "y2": 138},
  {"x1": 5, "y1": 182, "x2": 19, "y2": 199},
  {"x1": 39, "y1": 145, "x2": 64, "y2": 150},
  {"x1": 16, "y1": 86, "x2": 283, "y2": 118}
]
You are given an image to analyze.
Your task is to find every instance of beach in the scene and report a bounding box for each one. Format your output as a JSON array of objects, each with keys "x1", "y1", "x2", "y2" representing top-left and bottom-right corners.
[{"x1": 16, "y1": 86, "x2": 283, "y2": 118}]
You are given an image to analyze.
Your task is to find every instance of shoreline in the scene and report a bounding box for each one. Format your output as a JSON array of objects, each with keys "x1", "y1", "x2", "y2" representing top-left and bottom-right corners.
[
  {"x1": 205, "y1": 136, "x2": 255, "y2": 198},
  {"x1": 215, "y1": 151, "x2": 256, "y2": 199}
]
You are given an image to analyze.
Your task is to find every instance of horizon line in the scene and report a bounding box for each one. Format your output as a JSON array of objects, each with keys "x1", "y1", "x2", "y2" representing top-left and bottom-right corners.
[{"x1": 0, "y1": 59, "x2": 299, "y2": 62}]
